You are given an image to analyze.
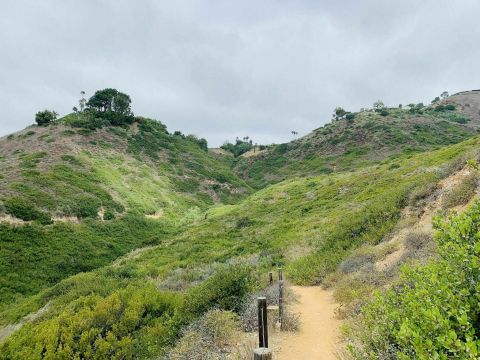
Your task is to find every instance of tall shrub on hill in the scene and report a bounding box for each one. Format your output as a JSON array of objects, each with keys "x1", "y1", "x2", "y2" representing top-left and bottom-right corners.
[{"x1": 35, "y1": 109, "x2": 57, "y2": 126}]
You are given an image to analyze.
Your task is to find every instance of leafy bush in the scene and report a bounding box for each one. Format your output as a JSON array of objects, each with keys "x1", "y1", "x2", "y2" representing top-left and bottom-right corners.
[
  {"x1": 3, "y1": 197, "x2": 52, "y2": 224},
  {"x1": 0, "y1": 285, "x2": 181, "y2": 359},
  {"x1": 35, "y1": 110, "x2": 56, "y2": 126},
  {"x1": 221, "y1": 139, "x2": 253, "y2": 157},
  {"x1": 182, "y1": 265, "x2": 256, "y2": 319},
  {"x1": 348, "y1": 202, "x2": 480, "y2": 359}
]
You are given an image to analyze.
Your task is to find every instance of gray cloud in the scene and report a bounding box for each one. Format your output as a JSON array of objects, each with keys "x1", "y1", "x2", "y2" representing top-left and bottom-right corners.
[{"x1": 1, "y1": 0, "x2": 480, "y2": 146}]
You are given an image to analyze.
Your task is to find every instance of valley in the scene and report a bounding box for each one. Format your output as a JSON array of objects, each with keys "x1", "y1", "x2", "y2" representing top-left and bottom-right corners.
[{"x1": 1, "y1": 90, "x2": 480, "y2": 358}]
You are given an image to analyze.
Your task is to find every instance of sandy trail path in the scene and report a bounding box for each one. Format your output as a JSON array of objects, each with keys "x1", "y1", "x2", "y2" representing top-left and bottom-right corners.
[{"x1": 275, "y1": 286, "x2": 342, "y2": 360}]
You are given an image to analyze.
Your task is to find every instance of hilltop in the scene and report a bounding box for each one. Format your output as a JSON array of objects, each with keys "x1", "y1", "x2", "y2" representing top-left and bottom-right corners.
[
  {"x1": 231, "y1": 91, "x2": 480, "y2": 188},
  {"x1": 0, "y1": 101, "x2": 251, "y2": 309}
]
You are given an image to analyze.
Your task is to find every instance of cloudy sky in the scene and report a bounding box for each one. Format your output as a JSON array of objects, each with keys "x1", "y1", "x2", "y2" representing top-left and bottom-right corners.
[{"x1": 1, "y1": 1, "x2": 480, "y2": 146}]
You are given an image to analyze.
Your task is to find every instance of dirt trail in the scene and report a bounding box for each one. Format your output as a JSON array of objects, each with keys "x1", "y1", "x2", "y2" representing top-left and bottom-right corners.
[{"x1": 276, "y1": 286, "x2": 341, "y2": 360}]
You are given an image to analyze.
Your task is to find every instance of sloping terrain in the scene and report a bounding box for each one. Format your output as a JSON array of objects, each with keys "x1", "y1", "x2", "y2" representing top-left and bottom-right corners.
[
  {"x1": 1, "y1": 133, "x2": 479, "y2": 358},
  {"x1": 233, "y1": 91, "x2": 480, "y2": 188},
  {"x1": 2, "y1": 92, "x2": 480, "y2": 359},
  {"x1": 0, "y1": 117, "x2": 250, "y2": 309}
]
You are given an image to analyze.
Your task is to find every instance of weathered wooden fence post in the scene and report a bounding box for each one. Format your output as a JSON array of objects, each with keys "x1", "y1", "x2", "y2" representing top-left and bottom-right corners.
[
  {"x1": 257, "y1": 297, "x2": 268, "y2": 348},
  {"x1": 277, "y1": 267, "x2": 284, "y2": 330},
  {"x1": 279, "y1": 278, "x2": 284, "y2": 330},
  {"x1": 253, "y1": 347, "x2": 272, "y2": 360},
  {"x1": 268, "y1": 272, "x2": 273, "y2": 286}
]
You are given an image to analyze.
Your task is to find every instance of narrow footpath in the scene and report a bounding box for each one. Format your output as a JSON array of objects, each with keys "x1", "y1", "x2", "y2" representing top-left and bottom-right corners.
[{"x1": 275, "y1": 286, "x2": 342, "y2": 360}]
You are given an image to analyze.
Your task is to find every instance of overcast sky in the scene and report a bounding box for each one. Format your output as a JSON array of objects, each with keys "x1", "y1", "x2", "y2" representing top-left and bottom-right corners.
[{"x1": 1, "y1": 1, "x2": 480, "y2": 146}]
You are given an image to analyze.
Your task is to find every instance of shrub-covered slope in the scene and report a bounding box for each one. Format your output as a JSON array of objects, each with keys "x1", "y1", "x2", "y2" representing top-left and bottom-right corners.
[
  {"x1": 234, "y1": 91, "x2": 480, "y2": 188},
  {"x1": 0, "y1": 117, "x2": 250, "y2": 308},
  {"x1": 2, "y1": 136, "x2": 479, "y2": 358}
]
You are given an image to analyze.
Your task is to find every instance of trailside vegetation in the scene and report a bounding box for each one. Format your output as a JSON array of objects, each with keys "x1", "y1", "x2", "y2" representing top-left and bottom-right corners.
[{"x1": 348, "y1": 202, "x2": 480, "y2": 359}]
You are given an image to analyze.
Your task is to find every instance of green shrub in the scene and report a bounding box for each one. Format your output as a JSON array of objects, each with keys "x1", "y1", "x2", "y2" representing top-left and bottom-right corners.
[
  {"x1": 348, "y1": 202, "x2": 480, "y2": 359},
  {"x1": 35, "y1": 110, "x2": 56, "y2": 126},
  {"x1": 3, "y1": 197, "x2": 52, "y2": 224},
  {"x1": 183, "y1": 265, "x2": 256, "y2": 318},
  {"x1": 0, "y1": 285, "x2": 181, "y2": 359}
]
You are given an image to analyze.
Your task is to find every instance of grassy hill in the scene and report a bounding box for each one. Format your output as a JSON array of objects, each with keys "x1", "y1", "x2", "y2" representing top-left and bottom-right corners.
[
  {"x1": 1, "y1": 132, "x2": 479, "y2": 358},
  {"x1": 233, "y1": 92, "x2": 480, "y2": 188},
  {"x1": 2, "y1": 91, "x2": 480, "y2": 358},
  {"x1": 0, "y1": 116, "x2": 250, "y2": 308}
]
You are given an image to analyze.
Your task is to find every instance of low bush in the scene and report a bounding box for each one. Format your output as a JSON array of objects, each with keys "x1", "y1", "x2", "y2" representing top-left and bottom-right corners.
[
  {"x1": 3, "y1": 197, "x2": 52, "y2": 224},
  {"x1": 182, "y1": 265, "x2": 256, "y2": 319},
  {"x1": 240, "y1": 283, "x2": 299, "y2": 332},
  {"x1": 348, "y1": 202, "x2": 480, "y2": 359},
  {"x1": 0, "y1": 285, "x2": 181, "y2": 359},
  {"x1": 408, "y1": 182, "x2": 438, "y2": 207},
  {"x1": 168, "y1": 310, "x2": 239, "y2": 360}
]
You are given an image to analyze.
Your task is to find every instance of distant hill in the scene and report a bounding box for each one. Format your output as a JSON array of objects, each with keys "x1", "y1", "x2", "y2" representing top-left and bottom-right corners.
[{"x1": 232, "y1": 91, "x2": 480, "y2": 188}]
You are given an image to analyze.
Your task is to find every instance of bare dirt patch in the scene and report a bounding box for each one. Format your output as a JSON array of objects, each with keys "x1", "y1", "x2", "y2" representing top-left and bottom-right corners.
[{"x1": 0, "y1": 303, "x2": 50, "y2": 342}]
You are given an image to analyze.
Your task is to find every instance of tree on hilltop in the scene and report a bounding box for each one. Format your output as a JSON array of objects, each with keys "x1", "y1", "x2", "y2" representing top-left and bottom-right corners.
[
  {"x1": 86, "y1": 88, "x2": 134, "y2": 126},
  {"x1": 35, "y1": 110, "x2": 57, "y2": 126},
  {"x1": 333, "y1": 107, "x2": 347, "y2": 120},
  {"x1": 87, "y1": 88, "x2": 132, "y2": 115}
]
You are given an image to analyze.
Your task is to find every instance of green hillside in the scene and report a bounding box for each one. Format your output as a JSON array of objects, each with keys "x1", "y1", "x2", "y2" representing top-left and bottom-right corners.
[
  {"x1": 2, "y1": 131, "x2": 479, "y2": 357},
  {"x1": 0, "y1": 114, "x2": 250, "y2": 309},
  {"x1": 3, "y1": 89, "x2": 480, "y2": 358},
  {"x1": 233, "y1": 92, "x2": 480, "y2": 188}
]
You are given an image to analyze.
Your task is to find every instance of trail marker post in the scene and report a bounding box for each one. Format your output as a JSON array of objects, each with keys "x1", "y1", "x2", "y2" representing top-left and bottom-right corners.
[
  {"x1": 278, "y1": 267, "x2": 284, "y2": 330},
  {"x1": 257, "y1": 297, "x2": 268, "y2": 348},
  {"x1": 279, "y1": 278, "x2": 284, "y2": 330}
]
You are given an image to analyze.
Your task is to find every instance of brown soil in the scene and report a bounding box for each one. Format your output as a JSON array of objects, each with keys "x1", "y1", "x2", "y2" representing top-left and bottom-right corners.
[{"x1": 275, "y1": 286, "x2": 342, "y2": 360}]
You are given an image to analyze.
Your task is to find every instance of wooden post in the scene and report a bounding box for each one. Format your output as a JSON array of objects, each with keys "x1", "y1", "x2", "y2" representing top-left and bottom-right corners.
[
  {"x1": 278, "y1": 267, "x2": 283, "y2": 281},
  {"x1": 253, "y1": 348, "x2": 272, "y2": 360},
  {"x1": 257, "y1": 297, "x2": 268, "y2": 348},
  {"x1": 279, "y1": 279, "x2": 284, "y2": 330},
  {"x1": 268, "y1": 272, "x2": 273, "y2": 286}
]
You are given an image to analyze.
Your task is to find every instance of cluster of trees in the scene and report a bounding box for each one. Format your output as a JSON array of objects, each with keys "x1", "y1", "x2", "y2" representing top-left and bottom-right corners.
[
  {"x1": 35, "y1": 88, "x2": 134, "y2": 127},
  {"x1": 76, "y1": 88, "x2": 135, "y2": 126},
  {"x1": 333, "y1": 107, "x2": 356, "y2": 122},
  {"x1": 221, "y1": 136, "x2": 262, "y2": 157},
  {"x1": 431, "y1": 91, "x2": 449, "y2": 104}
]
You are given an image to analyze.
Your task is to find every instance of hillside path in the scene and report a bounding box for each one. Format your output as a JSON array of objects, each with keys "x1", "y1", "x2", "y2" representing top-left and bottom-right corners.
[{"x1": 275, "y1": 286, "x2": 342, "y2": 360}]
